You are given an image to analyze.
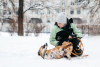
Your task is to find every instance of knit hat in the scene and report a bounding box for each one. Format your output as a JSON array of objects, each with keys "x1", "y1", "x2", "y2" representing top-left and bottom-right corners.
[{"x1": 56, "y1": 12, "x2": 67, "y2": 24}]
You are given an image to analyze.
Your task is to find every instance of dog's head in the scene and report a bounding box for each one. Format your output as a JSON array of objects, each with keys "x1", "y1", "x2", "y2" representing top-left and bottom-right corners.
[{"x1": 38, "y1": 43, "x2": 48, "y2": 57}]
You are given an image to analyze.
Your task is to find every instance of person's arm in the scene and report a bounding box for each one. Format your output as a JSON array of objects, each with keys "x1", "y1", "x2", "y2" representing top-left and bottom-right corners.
[
  {"x1": 71, "y1": 23, "x2": 83, "y2": 38},
  {"x1": 49, "y1": 27, "x2": 59, "y2": 46}
]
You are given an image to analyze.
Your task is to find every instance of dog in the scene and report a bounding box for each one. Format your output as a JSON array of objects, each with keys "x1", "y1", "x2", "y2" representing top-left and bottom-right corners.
[{"x1": 38, "y1": 42, "x2": 73, "y2": 60}]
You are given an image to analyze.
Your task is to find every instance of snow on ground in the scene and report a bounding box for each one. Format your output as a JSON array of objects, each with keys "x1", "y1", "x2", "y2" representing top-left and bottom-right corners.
[{"x1": 0, "y1": 32, "x2": 100, "y2": 67}]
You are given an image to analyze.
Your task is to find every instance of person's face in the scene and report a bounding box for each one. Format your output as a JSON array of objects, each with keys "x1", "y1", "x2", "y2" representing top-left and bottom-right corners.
[{"x1": 57, "y1": 22, "x2": 65, "y2": 28}]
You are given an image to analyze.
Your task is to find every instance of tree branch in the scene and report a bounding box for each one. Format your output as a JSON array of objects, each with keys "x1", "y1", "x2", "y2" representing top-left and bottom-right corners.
[
  {"x1": 9, "y1": 0, "x2": 16, "y2": 13},
  {"x1": 23, "y1": 6, "x2": 34, "y2": 14}
]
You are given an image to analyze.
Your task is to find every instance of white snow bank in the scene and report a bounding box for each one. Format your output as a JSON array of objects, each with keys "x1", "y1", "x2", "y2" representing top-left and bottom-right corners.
[{"x1": 0, "y1": 32, "x2": 100, "y2": 67}]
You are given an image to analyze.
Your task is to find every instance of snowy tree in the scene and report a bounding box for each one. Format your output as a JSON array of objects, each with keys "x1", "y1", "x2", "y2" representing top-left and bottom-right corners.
[
  {"x1": 2, "y1": 0, "x2": 100, "y2": 36},
  {"x1": 74, "y1": 0, "x2": 100, "y2": 24}
]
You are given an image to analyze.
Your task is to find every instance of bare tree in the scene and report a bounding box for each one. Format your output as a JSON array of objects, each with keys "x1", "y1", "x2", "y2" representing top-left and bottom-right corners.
[
  {"x1": 6, "y1": 0, "x2": 100, "y2": 36},
  {"x1": 8, "y1": 0, "x2": 23, "y2": 36},
  {"x1": 7, "y1": 19, "x2": 17, "y2": 36},
  {"x1": 74, "y1": 0, "x2": 100, "y2": 23},
  {"x1": 9, "y1": 0, "x2": 16, "y2": 13},
  {"x1": 18, "y1": 0, "x2": 24, "y2": 36},
  {"x1": 8, "y1": 0, "x2": 47, "y2": 36},
  {"x1": 33, "y1": 23, "x2": 45, "y2": 37}
]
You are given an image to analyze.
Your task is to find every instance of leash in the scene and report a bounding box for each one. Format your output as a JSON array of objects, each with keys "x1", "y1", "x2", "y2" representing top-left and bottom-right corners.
[{"x1": 71, "y1": 37, "x2": 88, "y2": 57}]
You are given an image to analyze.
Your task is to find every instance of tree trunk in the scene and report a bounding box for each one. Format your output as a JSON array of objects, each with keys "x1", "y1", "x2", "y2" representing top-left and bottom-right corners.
[{"x1": 18, "y1": 0, "x2": 23, "y2": 36}]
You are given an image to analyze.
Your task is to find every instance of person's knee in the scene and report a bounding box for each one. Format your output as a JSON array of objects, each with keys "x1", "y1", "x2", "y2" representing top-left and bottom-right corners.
[
  {"x1": 70, "y1": 38, "x2": 80, "y2": 49},
  {"x1": 71, "y1": 47, "x2": 83, "y2": 57}
]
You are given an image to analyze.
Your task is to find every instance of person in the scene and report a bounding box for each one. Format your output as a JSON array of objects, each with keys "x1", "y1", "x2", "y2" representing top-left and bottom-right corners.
[{"x1": 49, "y1": 12, "x2": 83, "y2": 57}]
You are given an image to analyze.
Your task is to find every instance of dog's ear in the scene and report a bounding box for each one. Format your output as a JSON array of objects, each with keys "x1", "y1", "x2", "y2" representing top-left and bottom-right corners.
[
  {"x1": 69, "y1": 18, "x2": 73, "y2": 23},
  {"x1": 38, "y1": 51, "x2": 40, "y2": 56}
]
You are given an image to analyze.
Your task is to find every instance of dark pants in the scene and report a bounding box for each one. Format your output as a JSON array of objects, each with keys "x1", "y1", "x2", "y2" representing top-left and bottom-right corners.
[{"x1": 69, "y1": 38, "x2": 83, "y2": 57}]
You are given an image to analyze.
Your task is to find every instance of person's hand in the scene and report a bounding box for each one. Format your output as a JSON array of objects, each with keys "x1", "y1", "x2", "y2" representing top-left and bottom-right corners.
[
  {"x1": 62, "y1": 41, "x2": 67, "y2": 45},
  {"x1": 68, "y1": 35, "x2": 72, "y2": 39}
]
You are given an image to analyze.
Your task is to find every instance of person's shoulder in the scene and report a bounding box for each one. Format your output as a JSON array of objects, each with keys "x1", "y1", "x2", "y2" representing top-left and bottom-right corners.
[
  {"x1": 70, "y1": 23, "x2": 77, "y2": 29},
  {"x1": 51, "y1": 25, "x2": 61, "y2": 32},
  {"x1": 52, "y1": 25, "x2": 59, "y2": 30},
  {"x1": 70, "y1": 23, "x2": 74, "y2": 25},
  {"x1": 70, "y1": 23, "x2": 75, "y2": 27}
]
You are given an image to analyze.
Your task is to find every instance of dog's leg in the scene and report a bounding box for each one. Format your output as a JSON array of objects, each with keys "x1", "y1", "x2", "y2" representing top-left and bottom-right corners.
[
  {"x1": 64, "y1": 47, "x2": 73, "y2": 60},
  {"x1": 68, "y1": 46, "x2": 73, "y2": 60},
  {"x1": 68, "y1": 55, "x2": 71, "y2": 60},
  {"x1": 68, "y1": 51, "x2": 72, "y2": 60},
  {"x1": 64, "y1": 49, "x2": 70, "y2": 60},
  {"x1": 66, "y1": 51, "x2": 71, "y2": 60}
]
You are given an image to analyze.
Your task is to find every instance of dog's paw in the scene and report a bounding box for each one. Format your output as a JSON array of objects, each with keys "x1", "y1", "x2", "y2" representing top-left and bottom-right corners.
[{"x1": 68, "y1": 56, "x2": 71, "y2": 60}]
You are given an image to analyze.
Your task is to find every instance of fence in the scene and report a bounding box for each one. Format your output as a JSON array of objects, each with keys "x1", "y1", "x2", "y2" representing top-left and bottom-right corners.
[{"x1": 76, "y1": 24, "x2": 100, "y2": 36}]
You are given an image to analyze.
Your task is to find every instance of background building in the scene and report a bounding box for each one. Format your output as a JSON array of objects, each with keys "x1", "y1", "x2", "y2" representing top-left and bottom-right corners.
[{"x1": 0, "y1": 0, "x2": 99, "y2": 33}]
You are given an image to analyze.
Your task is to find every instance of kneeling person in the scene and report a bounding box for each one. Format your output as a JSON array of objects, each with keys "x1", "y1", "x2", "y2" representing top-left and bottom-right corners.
[{"x1": 49, "y1": 12, "x2": 83, "y2": 57}]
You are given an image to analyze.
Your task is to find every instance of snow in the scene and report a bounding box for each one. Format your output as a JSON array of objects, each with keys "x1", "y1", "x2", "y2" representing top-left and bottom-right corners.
[{"x1": 0, "y1": 32, "x2": 100, "y2": 67}]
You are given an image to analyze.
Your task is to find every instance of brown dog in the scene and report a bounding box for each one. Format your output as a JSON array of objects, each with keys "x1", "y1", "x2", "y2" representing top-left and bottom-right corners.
[{"x1": 38, "y1": 42, "x2": 73, "y2": 60}]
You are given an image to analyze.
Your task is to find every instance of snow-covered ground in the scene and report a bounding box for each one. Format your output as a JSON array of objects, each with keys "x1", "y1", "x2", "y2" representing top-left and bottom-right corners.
[{"x1": 0, "y1": 32, "x2": 100, "y2": 67}]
